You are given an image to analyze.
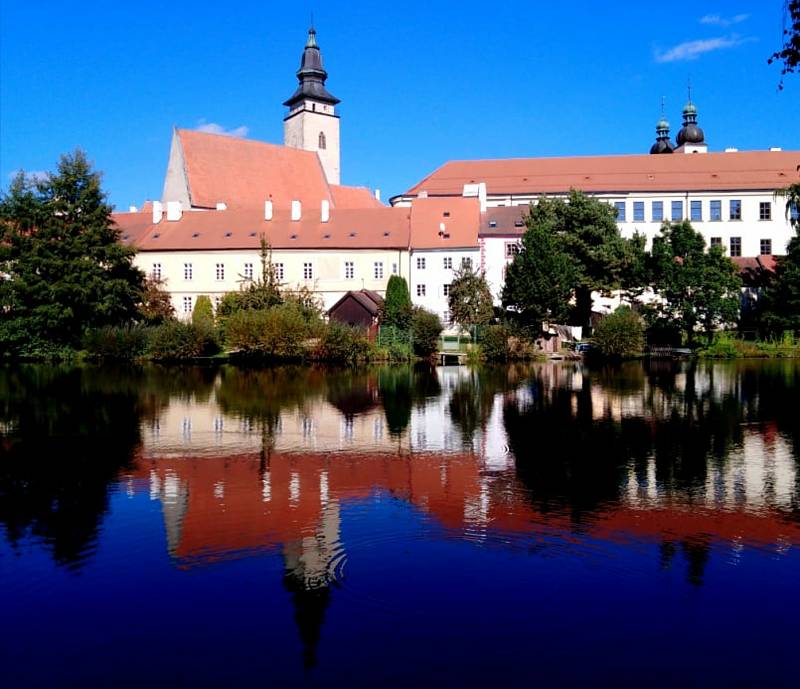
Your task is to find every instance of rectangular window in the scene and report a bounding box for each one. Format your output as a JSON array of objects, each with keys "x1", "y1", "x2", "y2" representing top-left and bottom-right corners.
[
  {"x1": 374, "y1": 262, "x2": 384, "y2": 279},
  {"x1": 244, "y1": 263, "x2": 253, "y2": 280},
  {"x1": 151, "y1": 263, "x2": 162, "y2": 280},
  {"x1": 505, "y1": 242, "x2": 520, "y2": 258},
  {"x1": 215, "y1": 263, "x2": 225, "y2": 281},
  {"x1": 710, "y1": 237, "x2": 723, "y2": 249},
  {"x1": 760, "y1": 238, "x2": 772, "y2": 255},
  {"x1": 633, "y1": 201, "x2": 644, "y2": 222},
  {"x1": 730, "y1": 199, "x2": 742, "y2": 220},
  {"x1": 710, "y1": 200, "x2": 722, "y2": 221},
  {"x1": 443, "y1": 257, "x2": 453, "y2": 270},
  {"x1": 214, "y1": 296, "x2": 221, "y2": 310},
  {"x1": 182, "y1": 296, "x2": 192, "y2": 313},
  {"x1": 184, "y1": 263, "x2": 193, "y2": 281},
  {"x1": 461, "y1": 257, "x2": 472, "y2": 270},
  {"x1": 443, "y1": 284, "x2": 450, "y2": 297},
  {"x1": 614, "y1": 201, "x2": 626, "y2": 222},
  {"x1": 392, "y1": 263, "x2": 398, "y2": 274},
  {"x1": 275, "y1": 263, "x2": 284, "y2": 281},
  {"x1": 344, "y1": 261, "x2": 354, "y2": 279},
  {"x1": 416, "y1": 284, "x2": 426, "y2": 297},
  {"x1": 303, "y1": 262, "x2": 313, "y2": 280},
  {"x1": 759, "y1": 201, "x2": 772, "y2": 221},
  {"x1": 671, "y1": 200, "x2": 683, "y2": 221},
  {"x1": 652, "y1": 201, "x2": 663, "y2": 222},
  {"x1": 690, "y1": 200, "x2": 702, "y2": 222},
  {"x1": 416, "y1": 257, "x2": 426, "y2": 270},
  {"x1": 730, "y1": 237, "x2": 742, "y2": 257},
  {"x1": 792, "y1": 204, "x2": 800, "y2": 222}
]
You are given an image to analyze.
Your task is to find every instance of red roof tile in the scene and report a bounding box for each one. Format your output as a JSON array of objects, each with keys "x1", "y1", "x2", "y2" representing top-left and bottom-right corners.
[
  {"x1": 404, "y1": 150, "x2": 800, "y2": 197},
  {"x1": 409, "y1": 197, "x2": 479, "y2": 249}
]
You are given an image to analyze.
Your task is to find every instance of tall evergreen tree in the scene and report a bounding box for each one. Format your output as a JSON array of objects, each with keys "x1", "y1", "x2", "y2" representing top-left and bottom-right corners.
[
  {"x1": 381, "y1": 275, "x2": 413, "y2": 329},
  {"x1": 0, "y1": 150, "x2": 144, "y2": 354}
]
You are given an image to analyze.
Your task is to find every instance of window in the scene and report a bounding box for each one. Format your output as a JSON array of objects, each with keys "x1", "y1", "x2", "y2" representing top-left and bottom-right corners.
[
  {"x1": 184, "y1": 263, "x2": 193, "y2": 281},
  {"x1": 791, "y1": 204, "x2": 800, "y2": 222},
  {"x1": 215, "y1": 263, "x2": 225, "y2": 281},
  {"x1": 671, "y1": 200, "x2": 683, "y2": 221},
  {"x1": 730, "y1": 199, "x2": 742, "y2": 220},
  {"x1": 416, "y1": 284, "x2": 426, "y2": 297},
  {"x1": 730, "y1": 237, "x2": 742, "y2": 257},
  {"x1": 214, "y1": 296, "x2": 221, "y2": 310},
  {"x1": 633, "y1": 201, "x2": 644, "y2": 222},
  {"x1": 275, "y1": 263, "x2": 284, "y2": 281},
  {"x1": 344, "y1": 261, "x2": 354, "y2": 279},
  {"x1": 759, "y1": 202, "x2": 772, "y2": 221},
  {"x1": 416, "y1": 257, "x2": 426, "y2": 269},
  {"x1": 392, "y1": 263, "x2": 398, "y2": 274},
  {"x1": 182, "y1": 296, "x2": 192, "y2": 313},
  {"x1": 760, "y1": 238, "x2": 772, "y2": 255},
  {"x1": 318, "y1": 132, "x2": 326, "y2": 150},
  {"x1": 710, "y1": 200, "x2": 722, "y2": 221},
  {"x1": 443, "y1": 257, "x2": 453, "y2": 270},
  {"x1": 614, "y1": 201, "x2": 626, "y2": 222},
  {"x1": 151, "y1": 263, "x2": 162, "y2": 280},
  {"x1": 303, "y1": 262, "x2": 313, "y2": 280},
  {"x1": 690, "y1": 200, "x2": 702, "y2": 222},
  {"x1": 461, "y1": 257, "x2": 472, "y2": 270},
  {"x1": 374, "y1": 262, "x2": 384, "y2": 279},
  {"x1": 505, "y1": 242, "x2": 520, "y2": 258},
  {"x1": 652, "y1": 201, "x2": 663, "y2": 222},
  {"x1": 443, "y1": 284, "x2": 450, "y2": 297},
  {"x1": 710, "y1": 237, "x2": 722, "y2": 248},
  {"x1": 244, "y1": 263, "x2": 253, "y2": 280}
]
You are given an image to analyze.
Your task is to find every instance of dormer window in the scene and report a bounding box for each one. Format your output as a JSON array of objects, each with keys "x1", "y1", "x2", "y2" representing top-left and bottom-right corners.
[
  {"x1": 319, "y1": 132, "x2": 326, "y2": 149},
  {"x1": 489, "y1": 221, "x2": 497, "y2": 228}
]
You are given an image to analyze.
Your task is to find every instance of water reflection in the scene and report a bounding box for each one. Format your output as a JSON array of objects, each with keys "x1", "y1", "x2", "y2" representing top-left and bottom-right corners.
[{"x1": 2, "y1": 361, "x2": 800, "y2": 683}]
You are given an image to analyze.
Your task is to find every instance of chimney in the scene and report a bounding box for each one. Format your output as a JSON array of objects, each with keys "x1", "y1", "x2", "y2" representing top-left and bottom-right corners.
[
  {"x1": 152, "y1": 201, "x2": 163, "y2": 224},
  {"x1": 129, "y1": 205, "x2": 137, "y2": 213},
  {"x1": 418, "y1": 191, "x2": 428, "y2": 199},
  {"x1": 770, "y1": 147, "x2": 782, "y2": 152},
  {"x1": 216, "y1": 202, "x2": 227, "y2": 210},
  {"x1": 264, "y1": 200, "x2": 273, "y2": 221},
  {"x1": 321, "y1": 199, "x2": 330, "y2": 223},
  {"x1": 166, "y1": 201, "x2": 182, "y2": 221},
  {"x1": 724, "y1": 147, "x2": 738, "y2": 153},
  {"x1": 291, "y1": 200, "x2": 302, "y2": 221},
  {"x1": 374, "y1": 189, "x2": 381, "y2": 201},
  {"x1": 461, "y1": 182, "x2": 487, "y2": 212}
]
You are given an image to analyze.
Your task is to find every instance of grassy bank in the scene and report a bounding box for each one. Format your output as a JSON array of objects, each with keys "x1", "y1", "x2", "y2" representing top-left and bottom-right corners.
[{"x1": 698, "y1": 332, "x2": 800, "y2": 359}]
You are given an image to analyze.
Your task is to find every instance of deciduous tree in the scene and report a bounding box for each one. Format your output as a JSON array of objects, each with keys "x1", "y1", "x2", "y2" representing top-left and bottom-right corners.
[{"x1": 447, "y1": 266, "x2": 494, "y2": 329}]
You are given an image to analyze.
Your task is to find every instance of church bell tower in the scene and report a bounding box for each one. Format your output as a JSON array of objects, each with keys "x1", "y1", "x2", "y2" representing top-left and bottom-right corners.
[{"x1": 283, "y1": 27, "x2": 341, "y2": 185}]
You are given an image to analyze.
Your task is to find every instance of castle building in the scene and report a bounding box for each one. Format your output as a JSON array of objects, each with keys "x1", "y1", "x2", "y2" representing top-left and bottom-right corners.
[{"x1": 117, "y1": 28, "x2": 799, "y2": 325}]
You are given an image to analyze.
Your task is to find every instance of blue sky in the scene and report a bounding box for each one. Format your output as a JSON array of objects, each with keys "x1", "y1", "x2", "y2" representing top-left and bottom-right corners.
[{"x1": 1, "y1": 1, "x2": 798, "y2": 209}]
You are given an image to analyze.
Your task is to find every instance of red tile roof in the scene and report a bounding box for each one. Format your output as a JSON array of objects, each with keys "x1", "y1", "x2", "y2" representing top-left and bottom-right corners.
[
  {"x1": 480, "y1": 206, "x2": 527, "y2": 236},
  {"x1": 403, "y1": 150, "x2": 800, "y2": 197},
  {"x1": 409, "y1": 197, "x2": 480, "y2": 249},
  {"x1": 175, "y1": 129, "x2": 380, "y2": 211}
]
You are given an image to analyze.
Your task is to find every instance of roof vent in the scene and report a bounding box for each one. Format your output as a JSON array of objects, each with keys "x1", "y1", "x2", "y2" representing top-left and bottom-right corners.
[
  {"x1": 290, "y1": 233, "x2": 298, "y2": 240},
  {"x1": 514, "y1": 220, "x2": 524, "y2": 227},
  {"x1": 349, "y1": 232, "x2": 356, "y2": 238},
  {"x1": 122, "y1": 234, "x2": 129, "y2": 240},
  {"x1": 443, "y1": 211, "x2": 450, "y2": 217},
  {"x1": 323, "y1": 233, "x2": 331, "y2": 239},
  {"x1": 192, "y1": 232, "x2": 200, "y2": 238},
  {"x1": 152, "y1": 233, "x2": 160, "y2": 239},
  {"x1": 383, "y1": 231, "x2": 390, "y2": 237},
  {"x1": 225, "y1": 231, "x2": 232, "y2": 237},
  {"x1": 249, "y1": 231, "x2": 257, "y2": 237},
  {"x1": 489, "y1": 221, "x2": 497, "y2": 228}
]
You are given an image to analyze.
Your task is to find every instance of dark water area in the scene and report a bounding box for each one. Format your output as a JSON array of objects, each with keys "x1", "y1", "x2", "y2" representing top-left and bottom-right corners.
[{"x1": 1, "y1": 361, "x2": 799, "y2": 688}]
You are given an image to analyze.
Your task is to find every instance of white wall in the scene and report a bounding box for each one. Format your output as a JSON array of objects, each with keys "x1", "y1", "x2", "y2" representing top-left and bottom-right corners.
[
  {"x1": 283, "y1": 100, "x2": 340, "y2": 185},
  {"x1": 408, "y1": 248, "x2": 481, "y2": 326}
]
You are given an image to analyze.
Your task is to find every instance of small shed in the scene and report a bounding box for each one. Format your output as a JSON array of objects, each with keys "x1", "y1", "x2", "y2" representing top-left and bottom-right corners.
[{"x1": 328, "y1": 289, "x2": 384, "y2": 335}]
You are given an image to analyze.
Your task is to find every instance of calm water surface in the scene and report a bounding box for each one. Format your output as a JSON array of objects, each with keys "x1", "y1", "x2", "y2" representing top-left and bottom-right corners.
[{"x1": 1, "y1": 361, "x2": 799, "y2": 688}]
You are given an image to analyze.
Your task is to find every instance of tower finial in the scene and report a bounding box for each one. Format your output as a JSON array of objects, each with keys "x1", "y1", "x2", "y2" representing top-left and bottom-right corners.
[
  {"x1": 660, "y1": 95, "x2": 666, "y2": 117},
  {"x1": 687, "y1": 77, "x2": 693, "y2": 104}
]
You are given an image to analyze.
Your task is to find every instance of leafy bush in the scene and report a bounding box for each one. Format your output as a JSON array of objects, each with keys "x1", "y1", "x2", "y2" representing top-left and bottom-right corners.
[
  {"x1": 225, "y1": 303, "x2": 312, "y2": 359},
  {"x1": 481, "y1": 325, "x2": 510, "y2": 361},
  {"x1": 83, "y1": 324, "x2": 151, "y2": 359},
  {"x1": 314, "y1": 322, "x2": 371, "y2": 363},
  {"x1": 592, "y1": 306, "x2": 645, "y2": 359},
  {"x1": 411, "y1": 308, "x2": 443, "y2": 357},
  {"x1": 147, "y1": 321, "x2": 218, "y2": 360}
]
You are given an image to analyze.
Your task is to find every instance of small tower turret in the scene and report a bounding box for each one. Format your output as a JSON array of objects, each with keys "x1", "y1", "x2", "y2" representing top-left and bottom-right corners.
[
  {"x1": 650, "y1": 99, "x2": 674, "y2": 154},
  {"x1": 675, "y1": 86, "x2": 707, "y2": 153}
]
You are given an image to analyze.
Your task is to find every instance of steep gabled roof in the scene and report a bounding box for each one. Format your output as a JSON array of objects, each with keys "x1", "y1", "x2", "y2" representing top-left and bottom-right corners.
[{"x1": 403, "y1": 150, "x2": 800, "y2": 197}]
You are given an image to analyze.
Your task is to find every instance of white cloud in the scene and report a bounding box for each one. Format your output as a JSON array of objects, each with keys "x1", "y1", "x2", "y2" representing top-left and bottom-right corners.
[
  {"x1": 194, "y1": 120, "x2": 249, "y2": 137},
  {"x1": 654, "y1": 34, "x2": 755, "y2": 63},
  {"x1": 7, "y1": 169, "x2": 49, "y2": 183},
  {"x1": 699, "y1": 13, "x2": 749, "y2": 27}
]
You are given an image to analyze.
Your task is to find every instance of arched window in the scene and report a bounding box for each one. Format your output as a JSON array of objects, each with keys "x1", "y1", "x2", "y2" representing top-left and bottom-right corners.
[{"x1": 318, "y1": 132, "x2": 326, "y2": 150}]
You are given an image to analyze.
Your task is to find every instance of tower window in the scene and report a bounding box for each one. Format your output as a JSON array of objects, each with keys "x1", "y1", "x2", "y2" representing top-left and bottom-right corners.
[{"x1": 318, "y1": 132, "x2": 326, "y2": 150}]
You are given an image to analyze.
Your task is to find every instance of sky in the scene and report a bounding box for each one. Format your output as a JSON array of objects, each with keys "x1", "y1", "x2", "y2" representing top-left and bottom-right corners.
[{"x1": 1, "y1": 1, "x2": 798, "y2": 209}]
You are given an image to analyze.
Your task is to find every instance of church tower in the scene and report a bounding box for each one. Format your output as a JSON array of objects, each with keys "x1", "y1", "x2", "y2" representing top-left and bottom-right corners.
[{"x1": 283, "y1": 28, "x2": 341, "y2": 185}]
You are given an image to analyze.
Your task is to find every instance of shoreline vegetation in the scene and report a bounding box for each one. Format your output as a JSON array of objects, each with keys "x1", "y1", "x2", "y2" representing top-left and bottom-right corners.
[{"x1": 2, "y1": 152, "x2": 800, "y2": 364}]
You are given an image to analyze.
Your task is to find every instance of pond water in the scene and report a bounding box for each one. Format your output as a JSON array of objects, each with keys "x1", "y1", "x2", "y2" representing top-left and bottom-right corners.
[{"x1": 1, "y1": 361, "x2": 799, "y2": 688}]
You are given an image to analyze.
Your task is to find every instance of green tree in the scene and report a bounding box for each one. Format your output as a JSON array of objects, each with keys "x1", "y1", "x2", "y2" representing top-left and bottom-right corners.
[
  {"x1": 138, "y1": 277, "x2": 175, "y2": 325},
  {"x1": 649, "y1": 220, "x2": 741, "y2": 344},
  {"x1": 192, "y1": 295, "x2": 215, "y2": 329},
  {"x1": 411, "y1": 307, "x2": 443, "y2": 357},
  {"x1": 381, "y1": 275, "x2": 413, "y2": 329},
  {"x1": 447, "y1": 266, "x2": 494, "y2": 329},
  {"x1": 0, "y1": 151, "x2": 144, "y2": 354},
  {"x1": 769, "y1": 0, "x2": 800, "y2": 89},
  {"x1": 620, "y1": 231, "x2": 650, "y2": 304},
  {"x1": 592, "y1": 306, "x2": 645, "y2": 359},
  {"x1": 501, "y1": 213, "x2": 575, "y2": 331}
]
